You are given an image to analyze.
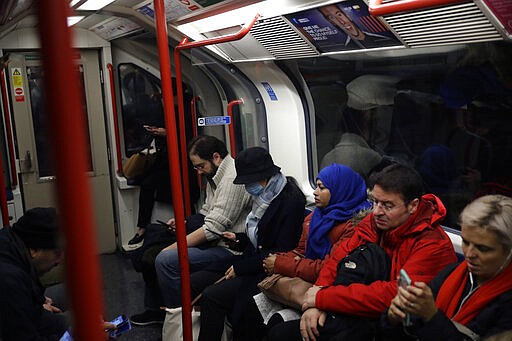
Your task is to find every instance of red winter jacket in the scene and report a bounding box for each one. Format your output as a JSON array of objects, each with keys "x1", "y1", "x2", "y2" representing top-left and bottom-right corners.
[
  {"x1": 315, "y1": 194, "x2": 457, "y2": 318},
  {"x1": 273, "y1": 212, "x2": 354, "y2": 283}
]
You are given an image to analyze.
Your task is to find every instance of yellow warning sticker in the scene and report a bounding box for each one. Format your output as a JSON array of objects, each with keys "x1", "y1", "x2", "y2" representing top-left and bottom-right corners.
[{"x1": 12, "y1": 68, "x2": 23, "y2": 88}]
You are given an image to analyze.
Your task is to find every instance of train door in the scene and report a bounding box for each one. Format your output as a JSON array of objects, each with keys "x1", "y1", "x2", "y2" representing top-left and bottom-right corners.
[{"x1": 7, "y1": 49, "x2": 116, "y2": 253}]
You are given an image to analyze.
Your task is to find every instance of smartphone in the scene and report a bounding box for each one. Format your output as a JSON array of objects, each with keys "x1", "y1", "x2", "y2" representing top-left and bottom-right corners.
[
  {"x1": 156, "y1": 219, "x2": 172, "y2": 228},
  {"x1": 59, "y1": 330, "x2": 73, "y2": 341},
  {"x1": 398, "y1": 269, "x2": 412, "y2": 327},
  {"x1": 205, "y1": 228, "x2": 238, "y2": 243},
  {"x1": 109, "y1": 315, "x2": 132, "y2": 338}
]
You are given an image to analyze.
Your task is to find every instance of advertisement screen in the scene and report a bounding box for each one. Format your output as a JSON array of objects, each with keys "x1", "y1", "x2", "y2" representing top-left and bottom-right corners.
[{"x1": 285, "y1": 0, "x2": 401, "y2": 53}]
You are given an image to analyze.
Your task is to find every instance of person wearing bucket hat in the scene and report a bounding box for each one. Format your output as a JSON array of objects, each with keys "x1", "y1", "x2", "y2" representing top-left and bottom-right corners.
[
  {"x1": 190, "y1": 147, "x2": 307, "y2": 341},
  {"x1": 0, "y1": 207, "x2": 67, "y2": 340}
]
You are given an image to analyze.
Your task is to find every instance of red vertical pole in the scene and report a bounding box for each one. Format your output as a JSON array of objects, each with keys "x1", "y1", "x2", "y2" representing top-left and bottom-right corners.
[
  {"x1": 36, "y1": 1, "x2": 105, "y2": 340},
  {"x1": 227, "y1": 99, "x2": 243, "y2": 158},
  {"x1": 153, "y1": 1, "x2": 193, "y2": 341},
  {"x1": 174, "y1": 42, "x2": 192, "y2": 217},
  {"x1": 190, "y1": 97, "x2": 199, "y2": 137},
  {"x1": 106, "y1": 64, "x2": 123, "y2": 175}
]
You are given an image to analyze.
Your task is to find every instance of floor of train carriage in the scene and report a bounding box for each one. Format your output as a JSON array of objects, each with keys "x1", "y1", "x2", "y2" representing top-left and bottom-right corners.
[{"x1": 101, "y1": 252, "x2": 162, "y2": 340}]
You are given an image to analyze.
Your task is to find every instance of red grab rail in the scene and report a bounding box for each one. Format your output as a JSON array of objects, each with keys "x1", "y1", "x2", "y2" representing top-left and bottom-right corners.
[
  {"x1": 173, "y1": 13, "x2": 259, "y2": 216},
  {"x1": 0, "y1": 69, "x2": 18, "y2": 187},
  {"x1": 227, "y1": 99, "x2": 243, "y2": 158},
  {"x1": 369, "y1": 0, "x2": 467, "y2": 16},
  {"x1": 153, "y1": 1, "x2": 192, "y2": 341},
  {"x1": 107, "y1": 64, "x2": 123, "y2": 175},
  {"x1": 190, "y1": 96, "x2": 200, "y2": 137},
  {"x1": 36, "y1": 1, "x2": 105, "y2": 340}
]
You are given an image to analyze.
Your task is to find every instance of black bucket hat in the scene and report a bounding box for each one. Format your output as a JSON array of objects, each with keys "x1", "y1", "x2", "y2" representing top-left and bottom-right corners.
[{"x1": 233, "y1": 147, "x2": 281, "y2": 184}]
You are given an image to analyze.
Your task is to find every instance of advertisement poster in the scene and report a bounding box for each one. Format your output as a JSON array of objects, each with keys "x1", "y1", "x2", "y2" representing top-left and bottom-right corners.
[
  {"x1": 136, "y1": 0, "x2": 225, "y2": 22},
  {"x1": 483, "y1": 0, "x2": 512, "y2": 35},
  {"x1": 285, "y1": 0, "x2": 401, "y2": 52}
]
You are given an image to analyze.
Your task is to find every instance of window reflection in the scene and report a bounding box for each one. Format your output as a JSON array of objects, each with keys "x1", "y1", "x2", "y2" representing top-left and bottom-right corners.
[
  {"x1": 118, "y1": 64, "x2": 164, "y2": 156},
  {"x1": 301, "y1": 42, "x2": 512, "y2": 229},
  {"x1": 27, "y1": 65, "x2": 93, "y2": 178}
]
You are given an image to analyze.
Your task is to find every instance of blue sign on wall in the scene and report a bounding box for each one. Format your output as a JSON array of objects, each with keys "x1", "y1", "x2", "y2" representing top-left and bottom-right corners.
[
  {"x1": 198, "y1": 116, "x2": 231, "y2": 126},
  {"x1": 261, "y1": 82, "x2": 278, "y2": 101}
]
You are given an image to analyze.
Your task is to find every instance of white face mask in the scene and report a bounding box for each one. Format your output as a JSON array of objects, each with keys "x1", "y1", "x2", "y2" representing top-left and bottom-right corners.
[{"x1": 245, "y1": 182, "x2": 265, "y2": 196}]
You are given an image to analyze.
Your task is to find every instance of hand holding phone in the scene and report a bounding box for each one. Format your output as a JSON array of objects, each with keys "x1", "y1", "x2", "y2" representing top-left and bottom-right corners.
[
  {"x1": 398, "y1": 269, "x2": 413, "y2": 327},
  {"x1": 109, "y1": 315, "x2": 132, "y2": 338},
  {"x1": 156, "y1": 219, "x2": 174, "y2": 230},
  {"x1": 205, "y1": 228, "x2": 238, "y2": 243}
]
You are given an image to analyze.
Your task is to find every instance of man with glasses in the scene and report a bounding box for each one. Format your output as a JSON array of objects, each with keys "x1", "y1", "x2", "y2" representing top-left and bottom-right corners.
[
  {"x1": 131, "y1": 135, "x2": 252, "y2": 325},
  {"x1": 268, "y1": 164, "x2": 457, "y2": 341}
]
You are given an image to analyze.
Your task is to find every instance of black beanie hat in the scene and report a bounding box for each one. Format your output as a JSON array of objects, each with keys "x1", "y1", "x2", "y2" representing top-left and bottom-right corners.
[{"x1": 12, "y1": 207, "x2": 60, "y2": 249}]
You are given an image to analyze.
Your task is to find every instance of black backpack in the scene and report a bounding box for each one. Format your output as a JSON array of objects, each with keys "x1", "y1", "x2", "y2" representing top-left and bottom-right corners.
[
  {"x1": 334, "y1": 243, "x2": 391, "y2": 286},
  {"x1": 319, "y1": 243, "x2": 391, "y2": 341}
]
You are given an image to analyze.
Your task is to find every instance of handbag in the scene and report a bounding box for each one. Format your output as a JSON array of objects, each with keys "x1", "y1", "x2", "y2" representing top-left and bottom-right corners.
[
  {"x1": 162, "y1": 277, "x2": 232, "y2": 341},
  {"x1": 162, "y1": 306, "x2": 202, "y2": 341},
  {"x1": 122, "y1": 147, "x2": 156, "y2": 180},
  {"x1": 258, "y1": 275, "x2": 313, "y2": 310}
]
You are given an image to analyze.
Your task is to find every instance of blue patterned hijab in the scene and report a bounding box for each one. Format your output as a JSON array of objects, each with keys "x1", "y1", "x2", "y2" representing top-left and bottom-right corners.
[{"x1": 305, "y1": 164, "x2": 371, "y2": 260}]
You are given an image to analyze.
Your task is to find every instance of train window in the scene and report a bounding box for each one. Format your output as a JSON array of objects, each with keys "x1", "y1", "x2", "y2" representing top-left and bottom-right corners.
[
  {"x1": 118, "y1": 64, "x2": 164, "y2": 156},
  {"x1": 27, "y1": 65, "x2": 93, "y2": 177},
  {"x1": 298, "y1": 42, "x2": 512, "y2": 229}
]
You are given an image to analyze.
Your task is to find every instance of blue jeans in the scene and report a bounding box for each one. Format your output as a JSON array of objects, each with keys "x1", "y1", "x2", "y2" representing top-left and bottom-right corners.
[{"x1": 155, "y1": 246, "x2": 234, "y2": 308}]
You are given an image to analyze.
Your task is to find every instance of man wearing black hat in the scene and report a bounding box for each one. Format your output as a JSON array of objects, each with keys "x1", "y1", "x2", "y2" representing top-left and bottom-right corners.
[
  {"x1": 180, "y1": 146, "x2": 305, "y2": 341},
  {"x1": 0, "y1": 207, "x2": 66, "y2": 340}
]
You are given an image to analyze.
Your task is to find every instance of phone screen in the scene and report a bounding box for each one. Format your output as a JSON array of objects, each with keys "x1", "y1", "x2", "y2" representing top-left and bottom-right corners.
[
  {"x1": 59, "y1": 330, "x2": 73, "y2": 341},
  {"x1": 109, "y1": 315, "x2": 132, "y2": 338},
  {"x1": 399, "y1": 269, "x2": 412, "y2": 326}
]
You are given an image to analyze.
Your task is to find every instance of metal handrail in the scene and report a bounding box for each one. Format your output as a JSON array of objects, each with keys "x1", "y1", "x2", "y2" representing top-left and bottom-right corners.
[
  {"x1": 227, "y1": 99, "x2": 243, "y2": 158},
  {"x1": 190, "y1": 96, "x2": 200, "y2": 137},
  {"x1": 107, "y1": 64, "x2": 123, "y2": 175}
]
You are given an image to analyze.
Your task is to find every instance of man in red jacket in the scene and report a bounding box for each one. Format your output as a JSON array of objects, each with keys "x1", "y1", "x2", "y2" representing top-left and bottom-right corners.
[{"x1": 268, "y1": 164, "x2": 457, "y2": 341}]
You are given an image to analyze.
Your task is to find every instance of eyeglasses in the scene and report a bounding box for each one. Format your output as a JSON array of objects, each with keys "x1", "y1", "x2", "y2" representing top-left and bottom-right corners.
[
  {"x1": 192, "y1": 162, "x2": 207, "y2": 171},
  {"x1": 370, "y1": 199, "x2": 407, "y2": 213}
]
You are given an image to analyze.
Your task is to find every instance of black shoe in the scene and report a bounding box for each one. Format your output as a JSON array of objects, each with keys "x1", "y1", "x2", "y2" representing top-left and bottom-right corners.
[
  {"x1": 128, "y1": 233, "x2": 144, "y2": 245},
  {"x1": 130, "y1": 310, "x2": 165, "y2": 326}
]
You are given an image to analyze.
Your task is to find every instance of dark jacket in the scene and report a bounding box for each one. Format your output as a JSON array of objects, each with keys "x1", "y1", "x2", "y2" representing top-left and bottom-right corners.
[
  {"x1": 0, "y1": 228, "x2": 65, "y2": 340},
  {"x1": 231, "y1": 179, "x2": 306, "y2": 277},
  {"x1": 379, "y1": 262, "x2": 512, "y2": 340},
  {"x1": 202, "y1": 178, "x2": 305, "y2": 335}
]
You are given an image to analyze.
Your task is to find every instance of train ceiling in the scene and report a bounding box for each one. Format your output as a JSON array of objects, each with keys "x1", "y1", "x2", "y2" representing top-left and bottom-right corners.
[{"x1": 0, "y1": 0, "x2": 510, "y2": 63}]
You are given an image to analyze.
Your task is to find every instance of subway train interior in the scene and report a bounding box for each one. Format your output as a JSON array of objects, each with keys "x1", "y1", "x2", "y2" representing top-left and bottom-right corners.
[{"x1": 0, "y1": 0, "x2": 511, "y2": 339}]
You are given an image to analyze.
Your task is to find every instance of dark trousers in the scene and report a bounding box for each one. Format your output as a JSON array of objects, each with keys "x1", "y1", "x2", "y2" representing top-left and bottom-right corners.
[
  {"x1": 136, "y1": 163, "x2": 170, "y2": 228},
  {"x1": 197, "y1": 275, "x2": 265, "y2": 341},
  {"x1": 267, "y1": 314, "x2": 379, "y2": 341},
  {"x1": 139, "y1": 214, "x2": 205, "y2": 309},
  {"x1": 267, "y1": 319, "x2": 302, "y2": 341},
  {"x1": 198, "y1": 277, "x2": 242, "y2": 341}
]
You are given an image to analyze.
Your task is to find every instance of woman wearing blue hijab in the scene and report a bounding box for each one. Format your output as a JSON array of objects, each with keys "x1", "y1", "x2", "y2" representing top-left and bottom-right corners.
[{"x1": 263, "y1": 163, "x2": 371, "y2": 283}]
